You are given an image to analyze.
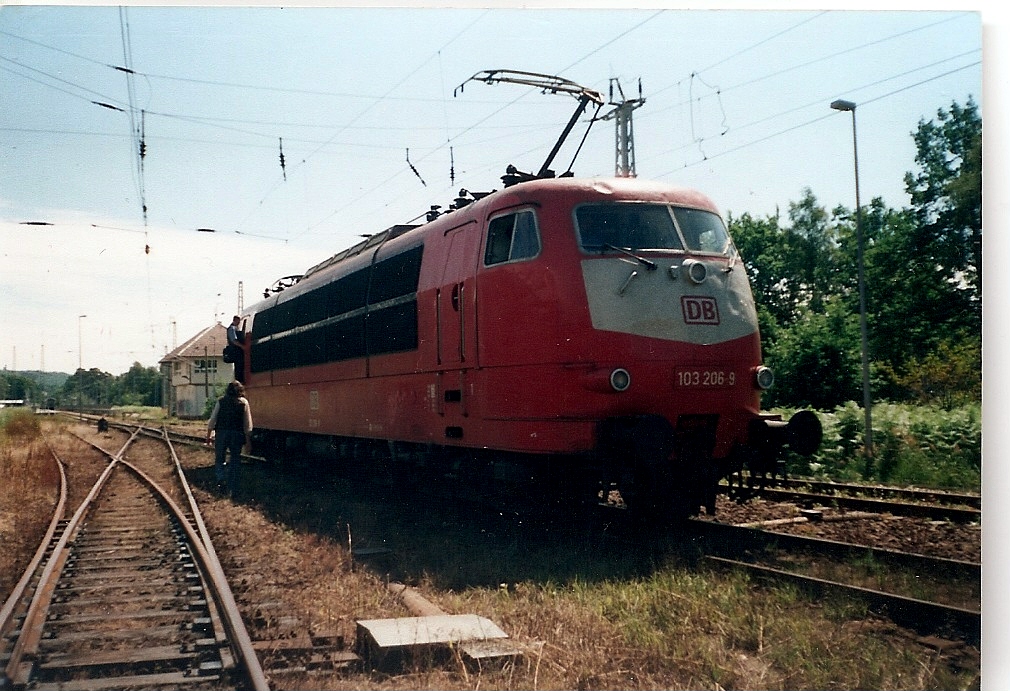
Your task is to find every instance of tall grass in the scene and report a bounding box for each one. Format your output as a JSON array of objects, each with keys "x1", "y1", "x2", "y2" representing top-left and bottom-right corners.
[
  {"x1": 1, "y1": 407, "x2": 41, "y2": 440},
  {"x1": 1, "y1": 408, "x2": 60, "y2": 599}
]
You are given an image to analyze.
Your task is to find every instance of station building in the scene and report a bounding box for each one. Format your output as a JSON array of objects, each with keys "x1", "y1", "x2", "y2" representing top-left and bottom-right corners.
[{"x1": 159, "y1": 323, "x2": 235, "y2": 418}]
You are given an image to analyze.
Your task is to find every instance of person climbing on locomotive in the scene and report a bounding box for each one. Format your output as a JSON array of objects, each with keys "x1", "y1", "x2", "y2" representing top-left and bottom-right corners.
[{"x1": 225, "y1": 315, "x2": 245, "y2": 382}]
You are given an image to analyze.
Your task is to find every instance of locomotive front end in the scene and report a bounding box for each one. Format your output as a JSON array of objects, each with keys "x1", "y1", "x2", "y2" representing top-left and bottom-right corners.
[{"x1": 571, "y1": 183, "x2": 821, "y2": 519}]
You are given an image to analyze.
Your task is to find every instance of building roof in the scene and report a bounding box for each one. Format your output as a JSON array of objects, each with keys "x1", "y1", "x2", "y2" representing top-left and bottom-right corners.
[{"x1": 160, "y1": 323, "x2": 228, "y2": 363}]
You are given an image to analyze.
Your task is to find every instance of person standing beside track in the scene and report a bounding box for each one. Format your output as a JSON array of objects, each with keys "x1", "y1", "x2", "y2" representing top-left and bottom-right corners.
[{"x1": 206, "y1": 380, "x2": 253, "y2": 496}]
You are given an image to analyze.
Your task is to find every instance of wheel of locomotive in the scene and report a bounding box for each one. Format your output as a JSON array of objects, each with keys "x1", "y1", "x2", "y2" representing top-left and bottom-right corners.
[
  {"x1": 534, "y1": 454, "x2": 598, "y2": 518},
  {"x1": 596, "y1": 415, "x2": 687, "y2": 526},
  {"x1": 628, "y1": 458, "x2": 671, "y2": 527},
  {"x1": 635, "y1": 438, "x2": 686, "y2": 526}
]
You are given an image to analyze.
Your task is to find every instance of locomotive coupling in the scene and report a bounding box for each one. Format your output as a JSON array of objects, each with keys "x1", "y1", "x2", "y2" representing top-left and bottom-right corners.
[{"x1": 749, "y1": 410, "x2": 823, "y2": 457}]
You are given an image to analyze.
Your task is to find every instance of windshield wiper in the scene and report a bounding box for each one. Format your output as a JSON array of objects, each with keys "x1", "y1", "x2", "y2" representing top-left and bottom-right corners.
[{"x1": 603, "y1": 243, "x2": 657, "y2": 271}]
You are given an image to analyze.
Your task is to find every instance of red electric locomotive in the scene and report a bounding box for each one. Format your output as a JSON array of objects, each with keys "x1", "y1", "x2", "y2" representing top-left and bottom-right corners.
[{"x1": 234, "y1": 173, "x2": 821, "y2": 520}]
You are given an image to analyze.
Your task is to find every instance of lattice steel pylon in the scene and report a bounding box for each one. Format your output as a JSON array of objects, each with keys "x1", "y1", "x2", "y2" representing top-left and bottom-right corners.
[{"x1": 601, "y1": 78, "x2": 645, "y2": 177}]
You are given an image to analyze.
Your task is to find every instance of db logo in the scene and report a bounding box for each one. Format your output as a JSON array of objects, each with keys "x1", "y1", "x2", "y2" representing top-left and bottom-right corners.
[{"x1": 681, "y1": 296, "x2": 720, "y2": 325}]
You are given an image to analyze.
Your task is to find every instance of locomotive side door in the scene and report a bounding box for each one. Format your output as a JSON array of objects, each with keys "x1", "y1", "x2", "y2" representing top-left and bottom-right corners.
[{"x1": 437, "y1": 222, "x2": 480, "y2": 368}]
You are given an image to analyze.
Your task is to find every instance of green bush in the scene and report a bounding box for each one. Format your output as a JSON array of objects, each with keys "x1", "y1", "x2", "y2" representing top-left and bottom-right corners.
[{"x1": 783, "y1": 402, "x2": 980, "y2": 492}]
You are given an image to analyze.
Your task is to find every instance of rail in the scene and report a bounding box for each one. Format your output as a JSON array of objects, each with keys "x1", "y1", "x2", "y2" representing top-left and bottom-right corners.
[
  {"x1": 688, "y1": 519, "x2": 979, "y2": 645},
  {"x1": 2, "y1": 428, "x2": 269, "y2": 691}
]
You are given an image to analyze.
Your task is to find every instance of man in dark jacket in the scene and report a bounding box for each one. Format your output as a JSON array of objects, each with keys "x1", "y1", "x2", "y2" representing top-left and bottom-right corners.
[{"x1": 206, "y1": 380, "x2": 253, "y2": 496}]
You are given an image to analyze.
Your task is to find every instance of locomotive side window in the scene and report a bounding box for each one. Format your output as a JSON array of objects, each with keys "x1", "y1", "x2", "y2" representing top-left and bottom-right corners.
[
  {"x1": 575, "y1": 203, "x2": 683, "y2": 251},
  {"x1": 484, "y1": 210, "x2": 540, "y2": 266},
  {"x1": 249, "y1": 245, "x2": 423, "y2": 373},
  {"x1": 672, "y1": 207, "x2": 733, "y2": 254}
]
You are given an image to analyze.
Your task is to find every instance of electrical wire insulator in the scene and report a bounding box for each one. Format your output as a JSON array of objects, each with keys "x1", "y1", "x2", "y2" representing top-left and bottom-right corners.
[
  {"x1": 406, "y1": 148, "x2": 426, "y2": 187},
  {"x1": 279, "y1": 137, "x2": 287, "y2": 181}
]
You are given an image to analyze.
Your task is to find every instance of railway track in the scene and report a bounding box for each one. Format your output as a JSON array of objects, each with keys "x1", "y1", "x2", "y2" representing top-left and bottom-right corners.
[
  {"x1": 686, "y1": 519, "x2": 980, "y2": 647},
  {"x1": 722, "y1": 482, "x2": 980, "y2": 523},
  {"x1": 765, "y1": 476, "x2": 980, "y2": 509},
  {"x1": 90, "y1": 421, "x2": 366, "y2": 682},
  {"x1": 0, "y1": 428, "x2": 268, "y2": 691}
]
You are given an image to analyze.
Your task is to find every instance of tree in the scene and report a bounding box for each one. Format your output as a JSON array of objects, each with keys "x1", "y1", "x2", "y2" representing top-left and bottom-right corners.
[
  {"x1": 763, "y1": 297, "x2": 861, "y2": 409},
  {"x1": 903, "y1": 97, "x2": 981, "y2": 332},
  {"x1": 0, "y1": 373, "x2": 42, "y2": 404},
  {"x1": 116, "y1": 362, "x2": 163, "y2": 407},
  {"x1": 728, "y1": 99, "x2": 981, "y2": 410},
  {"x1": 60, "y1": 368, "x2": 114, "y2": 407},
  {"x1": 729, "y1": 210, "x2": 796, "y2": 334},
  {"x1": 58, "y1": 363, "x2": 163, "y2": 408},
  {"x1": 731, "y1": 191, "x2": 857, "y2": 409},
  {"x1": 786, "y1": 188, "x2": 840, "y2": 314},
  {"x1": 887, "y1": 336, "x2": 981, "y2": 409}
]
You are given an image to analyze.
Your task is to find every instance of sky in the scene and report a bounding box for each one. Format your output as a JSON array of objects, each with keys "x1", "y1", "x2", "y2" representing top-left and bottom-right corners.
[{"x1": 0, "y1": 3, "x2": 989, "y2": 377}]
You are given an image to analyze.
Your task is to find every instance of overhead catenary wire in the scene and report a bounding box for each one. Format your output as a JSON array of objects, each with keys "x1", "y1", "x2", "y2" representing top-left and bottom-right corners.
[
  {"x1": 0, "y1": 11, "x2": 980, "y2": 379},
  {"x1": 279, "y1": 137, "x2": 286, "y2": 181},
  {"x1": 438, "y1": 48, "x2": 455, "y2": 184},
  {"x1": 118, "y1": 7, "x2": 157, "y2": 359},
  {"x1": 693, "y1": 11, "x2": 829, "y2": 75},
  {"x1": 652, "y1": 60, "x2": 980, "y2": 180},
  {"x1": 274, "y1": 12, "x2": 980, "y2": 244},
  {"x1": 0, "y1": 55, "x2": 569, "y2": 148},
  {"x1": 639, "y1": 49, "x2": 980, "y2": 169},
  {"x1": 644, "y1": 12, "x2": 970, "y2": 120},
  {"x1": 231, "y1": 9, "x2": 490, "y2": 238},
  {"x1": 4, "y1": 11, "x2": 972, "y2": 154},
  {"x1": 1, "y1": 11, "x2": 979, "y2": 248},
  {"x1": 0, "y1": 26, "x2": 530, "y2": 108},
  {"x1": 406, "y1": 149, "x2": 426, "y2": 187}
]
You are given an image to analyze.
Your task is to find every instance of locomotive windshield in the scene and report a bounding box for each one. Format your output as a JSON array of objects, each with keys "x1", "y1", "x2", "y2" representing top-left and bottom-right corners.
[{"x1": 575, "y1": 203, "x2": 733, "y2": 256}]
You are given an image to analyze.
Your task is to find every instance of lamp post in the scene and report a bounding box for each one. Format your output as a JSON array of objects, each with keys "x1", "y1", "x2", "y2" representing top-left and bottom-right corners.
[
  {"x1": 77, "y1": 314, "x2": 87, "y2": 420},
  {"x1": 830, "y1": 98, "x2": 874, "y2": 463}
]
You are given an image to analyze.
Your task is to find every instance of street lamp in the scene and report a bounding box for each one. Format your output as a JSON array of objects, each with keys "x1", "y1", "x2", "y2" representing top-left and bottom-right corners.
[
  {"x1": 830, "y1": 98, "x2": 874, "y2": 463},
  {"x1": 78, "y1": 314, "x2": 87, "y2": 420}
]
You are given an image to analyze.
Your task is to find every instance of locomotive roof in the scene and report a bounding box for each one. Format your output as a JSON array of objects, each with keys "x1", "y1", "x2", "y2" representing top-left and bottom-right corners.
[
  {"x1": 259, "y1": 175, "x2": 721, "y2": 306},
  {"x1": 485, "y1": 175, "x2": 721, "y2": 211},
  {"x1": 302, "y1": 223, "x2": 419, "y2": 280}
]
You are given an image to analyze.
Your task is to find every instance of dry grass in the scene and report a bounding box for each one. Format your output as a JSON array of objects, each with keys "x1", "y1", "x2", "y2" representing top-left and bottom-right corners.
[
  {"x1": 428, "y1": 566, "x2": 978, "y2": 690},
  {"x1": 0, "y1": 410, "x2": 61, "y2": 599}
]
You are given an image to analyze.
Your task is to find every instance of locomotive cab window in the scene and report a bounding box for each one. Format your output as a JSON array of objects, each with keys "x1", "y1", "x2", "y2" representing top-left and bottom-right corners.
[
  {"x1": 575, "y1": 203, "x2": 735, "y2": 258},
  {"x1": 484, "y1": 209, "x2": 540, "y2": 266},
  {"x1": 672, "y1": 206, "x2": 733, "y2": 255},
  {"x1": 575, "y1": 203, "x2": 684, "y2": 252}
]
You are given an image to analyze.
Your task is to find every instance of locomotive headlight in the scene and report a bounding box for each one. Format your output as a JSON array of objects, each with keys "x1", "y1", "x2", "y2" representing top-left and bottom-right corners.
[
  {"x1": 610, "y1": 368, "x2": 631, "y2": 392},
  {"x1": 682, "y1": 259, "x2": 708, "y2": 284},
  {"x1": 755, "y1": 366, "x2": 775, "y2": 390}
]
